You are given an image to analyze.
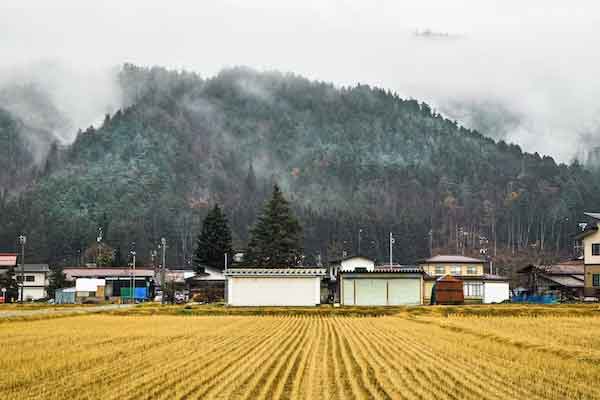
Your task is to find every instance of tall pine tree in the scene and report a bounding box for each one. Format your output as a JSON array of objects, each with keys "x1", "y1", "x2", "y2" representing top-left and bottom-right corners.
[
  {"x1": 245, "y1": 184, "x2": 303, "y2": 267},
  {"x1": 193, "y1": 204, "x2": 232, "y2": 272}
]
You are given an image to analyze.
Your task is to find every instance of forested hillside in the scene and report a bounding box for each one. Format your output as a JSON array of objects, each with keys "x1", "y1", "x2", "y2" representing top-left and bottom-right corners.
[{"x1": 1, "y1": 64, "x2": 598, "y2": 268}]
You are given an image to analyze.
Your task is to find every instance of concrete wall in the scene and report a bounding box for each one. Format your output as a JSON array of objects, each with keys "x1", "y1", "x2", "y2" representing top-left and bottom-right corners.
[{"x1": 227, "y1": 276, "x2": 320, "y2": 306}]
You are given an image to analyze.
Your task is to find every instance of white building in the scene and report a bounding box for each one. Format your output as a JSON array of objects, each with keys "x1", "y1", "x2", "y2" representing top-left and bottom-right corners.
[
  {"x1": 483, "y1": 280, "x2": 510, "y2": 303},
  {"x1": 225, "y1": 268, "x2": 326, "y2": 306},
  {"x1": 15, "y1": 264, "x2": 50, "y2": 300}
]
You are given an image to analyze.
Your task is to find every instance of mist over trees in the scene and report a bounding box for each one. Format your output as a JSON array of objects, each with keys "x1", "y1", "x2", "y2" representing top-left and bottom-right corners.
[{"x1": 0, "y1": 64, "x2": 598, "y2": 270}]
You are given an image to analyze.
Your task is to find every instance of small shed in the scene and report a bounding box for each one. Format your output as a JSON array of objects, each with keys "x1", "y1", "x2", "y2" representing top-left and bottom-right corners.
[
  {"x1": 432, "y1": 275, "x2": 464, "y2": 305},
  {"x1": 225, "y1": 268, "x2": 326, "y2": 306},
  {"x1": 55, "y1": 288, "x2": 76, "y2": 304},
  {"x1": 186, "y1": 266, "x2": 226, "y2": 303}
]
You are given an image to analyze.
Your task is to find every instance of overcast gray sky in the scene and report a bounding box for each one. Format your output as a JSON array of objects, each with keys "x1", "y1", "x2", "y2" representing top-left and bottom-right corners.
[{"x1": 2, "y1": 0, "x2": 599, "y2": 162}]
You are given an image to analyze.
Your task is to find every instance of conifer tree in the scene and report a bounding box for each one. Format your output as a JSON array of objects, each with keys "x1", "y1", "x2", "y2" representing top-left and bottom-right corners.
[
  {"x1": 48, "y1": 264, "x2": 68, "y2": 298},
  {"x1": 193, "y1": 204, "x2": 232, "y2": 271},
  {"x1": 0, "y1": 265, "x2": 18, "y2": 302},
  {"x1": 245, "y1": 184, "x2": 303, "y2": 266}
]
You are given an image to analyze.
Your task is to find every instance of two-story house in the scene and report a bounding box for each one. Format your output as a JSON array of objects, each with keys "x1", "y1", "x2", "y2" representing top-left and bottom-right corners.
[
  {"x1": 419, "y1": 255, "x2": 509, "y2": 304},
  {"x1": 574, "y1": 212, "x2": 600, "y2": 297},
  {"x1": 15, "y1": 264, "x2": 50, "y2": 300},
  {"x1": 0, "y1": 254, "x2": 50, "y2": 301}
]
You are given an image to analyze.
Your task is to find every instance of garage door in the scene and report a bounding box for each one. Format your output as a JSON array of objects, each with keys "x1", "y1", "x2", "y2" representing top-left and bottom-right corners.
[
  {"x1": 343, "y1": 279, "x2": 355, "y2": 305},
  {"x1": 388, "y1": 279, "x2": 420, "y2": 305},
  {"x1": 355, "y1": 279, "x2": 387, "y2": 305},
  {"x1": 229, "y1": 277, "x2": 318, "y2": 306}
]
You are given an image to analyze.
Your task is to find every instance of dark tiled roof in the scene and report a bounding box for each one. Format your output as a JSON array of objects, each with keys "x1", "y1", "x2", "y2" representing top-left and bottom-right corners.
[
  {"x1": 543, "y1": 275, "x2": 584, "y2": 288},
  {"x1": 340, "y1": 268, "x2": 422, "y2": 274},
  {"x1": 519, "y1": 261, "x2": 584, "y2": 275},
  {"x1": 1, "y1": 264, "x2": 49, "y2": 272},
  {"x1": 225, "y1": 268, "x2": 326, "y2": 276}
]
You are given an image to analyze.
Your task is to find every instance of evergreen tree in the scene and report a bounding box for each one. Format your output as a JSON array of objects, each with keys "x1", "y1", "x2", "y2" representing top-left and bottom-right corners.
[
  {"x1": 0, "y1": 266, "x2": 18, "y2": 302},
  {"x1": 47, "y1": 264, "x2": 68, "y2": 298},
  {"x1": 193, "y1": 204, "x2": 232, "y2": 271},
  {"x1": 245, "y1": 184, "x2": 303, "y2": 267}
]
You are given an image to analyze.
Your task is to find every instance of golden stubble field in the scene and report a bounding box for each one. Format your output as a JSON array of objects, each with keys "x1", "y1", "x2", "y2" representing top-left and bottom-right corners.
[{"x1": 2, "y1": 310, "x2": 600, "y2": 400}]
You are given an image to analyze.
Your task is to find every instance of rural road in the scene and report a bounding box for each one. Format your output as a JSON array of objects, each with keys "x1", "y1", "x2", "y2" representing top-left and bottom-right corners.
[{"x1": 0, "y1": 304, "x2": 135, "y2": 318}]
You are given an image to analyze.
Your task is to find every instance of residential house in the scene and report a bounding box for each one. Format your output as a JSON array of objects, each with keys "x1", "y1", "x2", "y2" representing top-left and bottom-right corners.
[
  {"x1": 15, "y1": 264, "x2": 50, "y2": 300},
  {"x1": 517, "y1": 260, "x2": 584, "y2": 299},
  {"x1": 225, "y1": 267, "x2": 326, "y2": 306},
  {"x1": 0, "y1": 254, "x2": 49, "y2": 300},
  {"x1": 419, "y1": 255, "x2": 509, "y2": 304},
  {"x1": 574, "y1": 212, "x2": 600, "y2": 297}
]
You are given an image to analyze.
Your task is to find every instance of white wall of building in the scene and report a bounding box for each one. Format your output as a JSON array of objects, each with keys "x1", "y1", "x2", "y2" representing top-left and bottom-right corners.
[
  {"x1": 19, "y1": 287, "x2": 46, "y2": 301},
  {"x1": 341, "y1": 277, "x2": 421, "y2": 305},
  {"x1": 227, "y1": 276, "x2": 320, "y2": 306},
  {"x1": 483, "y1": 282, "x2": 510, "y2": 304},
  {"x1": 75, "y1": 278, "x2": 106, "y2": 292}
]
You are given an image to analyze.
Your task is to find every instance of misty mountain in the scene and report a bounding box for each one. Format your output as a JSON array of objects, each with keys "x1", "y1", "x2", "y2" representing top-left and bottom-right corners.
[{"x1": 1, "y1": 64, "x2": 599, "y2": 268}]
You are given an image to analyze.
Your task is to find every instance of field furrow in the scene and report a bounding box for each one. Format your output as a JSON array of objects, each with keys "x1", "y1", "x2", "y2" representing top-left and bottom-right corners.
[{"x1": 2, "y1": 309, "x2": 600, "y2": 400}]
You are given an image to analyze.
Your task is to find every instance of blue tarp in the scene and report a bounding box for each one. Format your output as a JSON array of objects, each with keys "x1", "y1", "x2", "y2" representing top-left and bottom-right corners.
[
  {"x1": 120, "y1": 287, "x2": 148, "y2": 299},
  {"x1": 511, "y1": 294, "x2": 559, "y2": 304}
]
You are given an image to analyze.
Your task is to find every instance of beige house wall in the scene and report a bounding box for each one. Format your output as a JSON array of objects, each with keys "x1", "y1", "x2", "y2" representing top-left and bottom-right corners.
[
  {"x1": 421, "y1": 263, "x2": 484, "y2": 277},
  {"x1": 584, "y1": 230, "x2": 600, "y2": 265}
]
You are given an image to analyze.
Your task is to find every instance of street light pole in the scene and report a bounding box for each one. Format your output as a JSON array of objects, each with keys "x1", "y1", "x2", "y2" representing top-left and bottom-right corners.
[
  {"x1": 389, "y1": 232, "x2": 395, "y2": 266},
  {"x1": 160, "y1": 238, "x2": 166, "y2": 304},
  {"x1": 18, "y1": 235, "x2": 26, "y2": 303},
  {"x1": 358, "y1": 229, "x2": 363, "y2": 255}
]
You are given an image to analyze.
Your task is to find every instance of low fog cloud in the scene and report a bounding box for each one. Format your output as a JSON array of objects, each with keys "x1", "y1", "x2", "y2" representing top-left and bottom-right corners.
[
  {"x1": 1, "y1": 0, "x2": 599, "y2": 162},
  {"x1": 0, "y1": 61, "x2": 121, "y2": 162}
]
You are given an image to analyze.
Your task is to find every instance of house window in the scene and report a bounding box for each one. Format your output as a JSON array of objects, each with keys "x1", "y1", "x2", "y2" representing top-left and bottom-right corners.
[
  {"x1": 450, "y1": 266, "x2": 461, "y2": 275},
  {"x1": 466, "y1": 266, "x2": 477, "y2": 275},
  {"x1": 593, "y1": 244, "x2": 600, "y2": 256},
  {"x1": 434, "y1": 266, "x2": 445, "y2": 275},
  {"x1": 464, "y1": 282, "x2": 483, "y2": 297},
  {"x1": 593, "y1": 274, "x2": 600, "y2": 287}
]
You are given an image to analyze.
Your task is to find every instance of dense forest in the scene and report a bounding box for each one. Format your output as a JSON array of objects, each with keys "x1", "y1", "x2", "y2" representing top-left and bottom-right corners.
[{"x1": 1, "y1": 64, "x2": 598, "y2": 272}]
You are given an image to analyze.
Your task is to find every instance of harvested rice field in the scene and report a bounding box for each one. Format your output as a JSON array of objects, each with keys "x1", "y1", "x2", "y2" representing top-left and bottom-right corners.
[{"x1": 2, "y1": 309, "x2": 600, "y2": 399}]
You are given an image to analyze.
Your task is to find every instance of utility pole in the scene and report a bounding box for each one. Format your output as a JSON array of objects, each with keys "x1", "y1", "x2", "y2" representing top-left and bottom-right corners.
[
  {"x1": 18, "y1": 235, "x2": 26, "y2": 303},
  {"x1": 224, "y1": 252, "x2": 228, "y2": 272},
  {"x1": 358, "y1": 229, "x2": 363, "y2": 255},
  {"x1": 428, "y1": 230, "x2": 433, "y2": 257},
  {"x1": 130, "y1": 243, "x2": 136, "y2": 304},
  {"x1": 389, "y1": 232, "x2": 395, "y2": 266},
  {"x1": 160, "y1": 238, "x2": 167, "y2": 304}
]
